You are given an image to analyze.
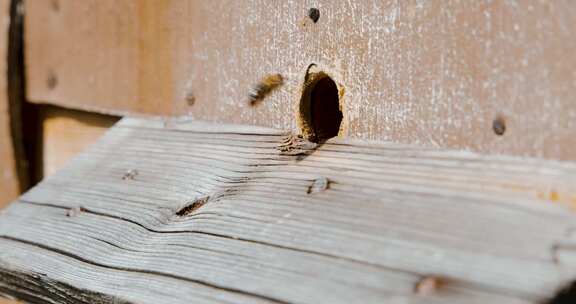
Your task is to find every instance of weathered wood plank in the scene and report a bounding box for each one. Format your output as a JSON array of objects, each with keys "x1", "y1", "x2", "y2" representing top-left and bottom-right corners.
[
  {"x1": 0, "y1": 118, "x2": 575, "y2": 303},
  {"x1": 24, "y1": 0, "x2": 576, "y2": 160}
]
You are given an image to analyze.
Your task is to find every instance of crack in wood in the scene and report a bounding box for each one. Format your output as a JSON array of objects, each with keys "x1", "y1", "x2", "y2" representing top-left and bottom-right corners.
[
  {"x1": 17, "y1": 200, "x2": 420, "y2": 275},
  {"x1": 0, "y1": 236, "x2": 291, "y2": 304},
  {"x1": 176, "y1": 196, "x2": 210, "y2": 217}
]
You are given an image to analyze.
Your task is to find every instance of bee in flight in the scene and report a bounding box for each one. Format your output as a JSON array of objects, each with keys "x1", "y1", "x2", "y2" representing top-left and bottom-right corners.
[{"x1": 249, "y1": 74, "x2": 284, "y2": 106}]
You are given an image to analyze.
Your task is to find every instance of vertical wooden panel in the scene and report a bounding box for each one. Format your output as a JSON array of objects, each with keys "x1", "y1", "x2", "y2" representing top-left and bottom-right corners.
[{"x1": 0, "y1": 0, "x2": 19, "y2": 208}]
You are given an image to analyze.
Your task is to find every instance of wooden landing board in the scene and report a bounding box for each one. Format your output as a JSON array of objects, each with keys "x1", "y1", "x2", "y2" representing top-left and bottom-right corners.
[
  {"x1": 24, "y1": 0, "x2": 576, "y2": 160},
  {"x1": 1, "y1": 118, "x2": 576, "y2": 303}
]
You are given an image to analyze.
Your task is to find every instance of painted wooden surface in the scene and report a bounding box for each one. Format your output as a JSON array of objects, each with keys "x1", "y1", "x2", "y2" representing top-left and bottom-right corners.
[
  {"x1": 0, "y1": 117, "x2": 575, "y2": 303},
  {"x1": 0, "y1": 0, "x2": 19, "y2": 209},
  {"x1": 24, "y1": 0, "x2": 576, "y2": 160}
]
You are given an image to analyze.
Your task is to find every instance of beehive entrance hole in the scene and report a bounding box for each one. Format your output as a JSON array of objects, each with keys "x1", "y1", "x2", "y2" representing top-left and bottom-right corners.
[{"x1": 300, "y1": 73, "x2": 342, "y2": 143}]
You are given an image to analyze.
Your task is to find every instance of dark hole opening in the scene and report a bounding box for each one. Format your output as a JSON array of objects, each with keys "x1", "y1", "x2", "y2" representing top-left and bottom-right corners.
[
  {"x1": 493, "y1": 117, "x2": 506, "y2": 136},
  {"x1": 309, "y1": 76, "x2": 342, "y2": 143}
]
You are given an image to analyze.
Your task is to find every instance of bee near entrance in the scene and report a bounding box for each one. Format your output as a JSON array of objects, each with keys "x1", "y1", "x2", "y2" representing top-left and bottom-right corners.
[{"x1": 299, "y1": 67, "x2": 343, "y2": 143}]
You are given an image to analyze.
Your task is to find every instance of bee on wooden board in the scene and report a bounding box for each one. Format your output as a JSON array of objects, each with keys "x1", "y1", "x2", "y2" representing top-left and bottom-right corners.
[{"x1": 249, "y1": 74, "x2": 284, "y2": 106}]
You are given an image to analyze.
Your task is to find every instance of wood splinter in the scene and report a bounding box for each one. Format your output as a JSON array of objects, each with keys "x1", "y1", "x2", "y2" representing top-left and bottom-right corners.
[
  {"x1": 307, "y1": 177, "x2": 330, "y2": 194},
  {"x1": 278, "y1": 134, "x2": 318, "y2": 154}
]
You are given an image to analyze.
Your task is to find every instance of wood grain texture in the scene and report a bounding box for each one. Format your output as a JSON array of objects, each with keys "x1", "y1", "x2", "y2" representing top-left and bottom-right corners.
[
  {"x1": 1, "y1": 117, "x2": 576, "y2": 303},
  {"x1": 0, "y1": 0, "x2": 19, "y2": 208},
  {"x1": 24, "y1": 0, "x2": 576, "y2": 160}
]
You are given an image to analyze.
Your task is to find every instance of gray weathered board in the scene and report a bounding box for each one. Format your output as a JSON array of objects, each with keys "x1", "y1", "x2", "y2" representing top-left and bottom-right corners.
[{"x1": 1, "y1": 118, "x2": 576, "y2": 303}]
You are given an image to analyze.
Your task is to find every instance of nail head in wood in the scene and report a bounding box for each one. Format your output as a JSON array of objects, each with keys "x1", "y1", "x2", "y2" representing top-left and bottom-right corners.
[
  {"x1": 185, "y1": 91, "x2": 196, "y2": 106},
  {"x1": 51, "y1": 0, "x2": 59, "y2": 12},
  {"x1": 47, "y1": 71, "x2": 58, "y2": 90},
  {"x1": 122, "y1": 169, "x2": 139, "y2": 180},
  {"x1": 308, "y1": 8, "x2": 320, "y2": 23}
]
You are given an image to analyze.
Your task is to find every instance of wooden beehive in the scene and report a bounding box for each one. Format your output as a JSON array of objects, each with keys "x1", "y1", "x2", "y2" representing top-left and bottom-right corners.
[{"x1": 1, "y1": 1, "x2": 576, "y2": 303}]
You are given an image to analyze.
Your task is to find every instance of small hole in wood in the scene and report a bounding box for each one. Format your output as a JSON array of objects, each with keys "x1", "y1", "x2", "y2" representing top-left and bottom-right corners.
[
  {"x1": 308, "y1": 8, "x2": 320, "y2": 23},
  {"x1": 51, "y1": 0, "x2": 59, "y2": 12},
  {"x1": 493, "y1": 117, "x2": 506, "y2": 136},
  {"x1": 300, "y1": 73, "x2": 342, "y2": 143}
]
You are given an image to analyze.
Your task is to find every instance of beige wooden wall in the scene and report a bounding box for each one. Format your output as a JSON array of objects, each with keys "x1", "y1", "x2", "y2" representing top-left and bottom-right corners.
[
  {"x1": 3, "y1": 2, "x2": 576, "y2": 196},
  {"x1": 24, "y1": 0, "x2": 576, "y2": 160},
  {"x1": 1, "y1": 2, "x2": 574, "y2": 201}
]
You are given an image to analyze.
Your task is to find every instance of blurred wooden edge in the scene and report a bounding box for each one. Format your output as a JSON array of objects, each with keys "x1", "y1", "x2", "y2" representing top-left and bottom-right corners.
[
  {"x1": 0, "y1": 0, "x2": 19, "y2": 209},
  {"x1": 0, "y1": 296, "x2": 22, "y2": 304}
]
